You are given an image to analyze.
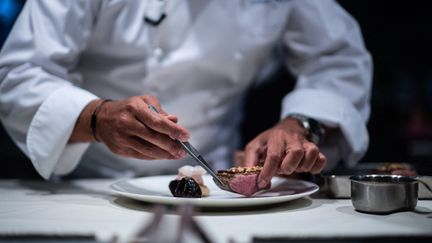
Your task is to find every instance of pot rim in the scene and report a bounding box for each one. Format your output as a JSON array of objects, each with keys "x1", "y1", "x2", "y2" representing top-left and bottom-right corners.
[{"x1": 350, "y1": 174, "x2": 418, "y2": 184}]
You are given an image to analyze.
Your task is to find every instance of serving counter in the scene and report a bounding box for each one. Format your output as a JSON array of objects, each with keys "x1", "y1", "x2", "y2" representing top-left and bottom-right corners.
[{"x1": 0, "y1": 179, "x2": 431, "y2": 243}]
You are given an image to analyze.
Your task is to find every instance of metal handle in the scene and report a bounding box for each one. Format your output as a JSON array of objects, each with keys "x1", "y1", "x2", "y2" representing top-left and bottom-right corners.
[
  {"x1": 147, "y1": 105, "x2": 225, "y2": 186},
  {"x1": 415, "y1": 176, "x2": 432, "y2": 194},
  {"x1": 178, "y1": 141, "x2": 222, "y2": 183}
]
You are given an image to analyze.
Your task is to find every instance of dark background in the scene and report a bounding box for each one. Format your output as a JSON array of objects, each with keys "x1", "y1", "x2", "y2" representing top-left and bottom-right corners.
[{"x1": 1, "y1": 0, "x2": 431, "y2": 179}]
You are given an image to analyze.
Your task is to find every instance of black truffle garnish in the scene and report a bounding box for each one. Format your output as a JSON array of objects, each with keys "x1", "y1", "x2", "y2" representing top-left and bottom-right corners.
[{"x1": 169, "y1": 177, "x2": 202, "y2": 198}]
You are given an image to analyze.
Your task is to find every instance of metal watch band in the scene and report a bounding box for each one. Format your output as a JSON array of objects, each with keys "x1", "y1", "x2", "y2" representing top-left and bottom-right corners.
[{"x1": 286, "y1": 114, "x2": 325, "y2": 144}]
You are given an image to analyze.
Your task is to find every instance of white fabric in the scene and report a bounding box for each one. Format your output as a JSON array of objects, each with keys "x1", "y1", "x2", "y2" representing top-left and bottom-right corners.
[{"x1": 0, "y1": 0, "x2": 372, "y2": 179}]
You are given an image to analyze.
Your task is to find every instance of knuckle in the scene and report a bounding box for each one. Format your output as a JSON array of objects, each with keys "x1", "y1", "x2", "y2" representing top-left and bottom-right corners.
[
  {"x1": 319, "y1": 154, "x2": 327, "y2": 165},
  {"x1": 124, "y1": 100, "x2": 138, "y2": 113},
  {"x1": 290, "y1": 147, "x2": 304, "y2": 158},
  {"x1": 308, "y1": 145, "x2": 319, "y2": 155},
  {"x1": 320, "y1": 153, "x2": 326, "y2": 160},
  {"x1": 274, "y1": 129, "x2": 285, "y2": 138},
  {"x1": 245, "y1": 142, "x2": 258, "y2": 151}
]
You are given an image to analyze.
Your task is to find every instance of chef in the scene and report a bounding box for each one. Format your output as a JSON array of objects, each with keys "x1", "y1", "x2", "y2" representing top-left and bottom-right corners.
[{"x1": 0, "y1": 0, "x2": 371, "y2": 189}]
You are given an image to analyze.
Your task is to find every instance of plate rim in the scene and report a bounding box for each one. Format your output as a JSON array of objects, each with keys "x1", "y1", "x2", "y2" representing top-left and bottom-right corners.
[{"x1": 110, "y1": 175, "x2": 319, "y2": 207}]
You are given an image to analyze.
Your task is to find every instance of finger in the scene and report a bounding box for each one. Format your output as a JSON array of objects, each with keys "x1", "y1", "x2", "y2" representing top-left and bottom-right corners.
[
  {"x1": 142, "y1": 96, "x2": 178, "y2": 123},
  {"x1": 279, "y1": 141, "x2": 304, "y2": 174},
  {"x1": 136, "y1": 104, "x2": 190, "y2": 141},
  {"x1": 244, "y1": 140, "x2": 262, "y2": 167},
  {"x1": 257, "y1": 140, "x2": 285, "y2": 189},
  {"x1": 119, "y1": 148, "x2": 158, "y2": 160},
  {"x1": 310, "y1": 153, "x2": 327, "y2": 174},
  {"x1": 138, "y1": 96, "x2": 189, "y2": 140},
  {"x1": 142, "y1": 96, "x2": 171, "y2": 116},
  {"x1": 127, "y1": 136, "x2": 179, "y2": 159},
  {"x1": 298, "y1": 142, "x2": 319, "y2": 172},
  {"x1": 141, "y1": 95, "x2": 164, "y2": 110},
  {"x1": 103, "y1": 138, "x2": 160, "y2": 160},
  {"x1": 234, "y1": 150, "x2": 246, "y2": 166},
  {"x1": 130, "y1": 120, "x2": 186, "y2": 159},
  {"x1": 149, "y1": 107, "x2": 178, "y2": 123},
  {"x1": 244, "y1": 137, "x2": 267, "y2": 167}
]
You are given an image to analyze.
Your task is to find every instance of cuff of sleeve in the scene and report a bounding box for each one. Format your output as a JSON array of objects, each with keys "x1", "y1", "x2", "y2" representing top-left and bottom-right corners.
[
  {"x1": 27, "y1": 85, "x2": 98, "y2": 180},
  {"x1": 281, "y1": 88, "x2": 369, "y2": 167}
]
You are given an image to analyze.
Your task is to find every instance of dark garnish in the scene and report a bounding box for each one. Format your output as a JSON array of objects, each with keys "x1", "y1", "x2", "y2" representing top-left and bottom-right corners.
[{"x1": 169, "y1": 177, "x2": 202, "y2": 198}]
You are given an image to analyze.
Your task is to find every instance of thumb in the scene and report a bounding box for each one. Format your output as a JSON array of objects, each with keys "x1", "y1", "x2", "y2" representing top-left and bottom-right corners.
[{"x1": 165, "y1": 114, "x2": 178, "y2": 123}]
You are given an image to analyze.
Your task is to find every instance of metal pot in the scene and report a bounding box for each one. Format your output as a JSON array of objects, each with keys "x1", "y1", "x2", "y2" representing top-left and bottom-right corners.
[{"x1": 350, "y1": 175, "x2": 418, "y2": 214}]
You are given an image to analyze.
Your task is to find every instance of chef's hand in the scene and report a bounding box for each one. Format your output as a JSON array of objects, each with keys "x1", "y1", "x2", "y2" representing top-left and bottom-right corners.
[
  {"x1": 69, "y1": 96, "x2": 189, "y2": 160},
  {"x1": 244, "y1": 117, "x2": 326, "y2": 189}
]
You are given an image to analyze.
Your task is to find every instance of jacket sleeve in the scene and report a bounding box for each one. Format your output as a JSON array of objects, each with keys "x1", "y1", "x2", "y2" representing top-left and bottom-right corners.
[
  {"x1": 281, "y1": 0, "x2": 373, "y2": 169},
  {"x1": 0, "y1": 0, "x2": 101, "y2": 179}
]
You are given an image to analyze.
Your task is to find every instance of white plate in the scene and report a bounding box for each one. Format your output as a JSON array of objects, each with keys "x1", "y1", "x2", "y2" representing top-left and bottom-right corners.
[{"x1": 110, "y1": 175, "x2": 318, "y2": 207}]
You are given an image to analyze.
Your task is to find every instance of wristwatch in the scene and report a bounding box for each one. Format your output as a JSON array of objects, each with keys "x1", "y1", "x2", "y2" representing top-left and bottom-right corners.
[{"x1": 286, "y1": 114, "x2": 325, "y2": 145}]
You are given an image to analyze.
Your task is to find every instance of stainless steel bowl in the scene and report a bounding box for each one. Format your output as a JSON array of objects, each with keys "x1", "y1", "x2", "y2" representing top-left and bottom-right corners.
[{"x1": 350, "y1": 175, "x2": 418, "y2": 214}]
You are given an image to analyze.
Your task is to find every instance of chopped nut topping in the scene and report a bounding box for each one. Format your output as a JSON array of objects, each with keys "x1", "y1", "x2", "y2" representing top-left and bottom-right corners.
[{"x1": 218, "y1": 165, "x2": 263, "y2": 176}]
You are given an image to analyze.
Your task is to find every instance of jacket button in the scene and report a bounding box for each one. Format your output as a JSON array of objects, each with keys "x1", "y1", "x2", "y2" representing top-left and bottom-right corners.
[{"x1": 153, "y1": 47, "x2": 164, "y2": 60}]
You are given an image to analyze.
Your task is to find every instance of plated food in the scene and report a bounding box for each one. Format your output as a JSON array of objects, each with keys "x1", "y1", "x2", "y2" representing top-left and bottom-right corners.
[
  {"x1": 217, "y1": 165, "x2": 263, "y2": 196},
  {"x1": 168, "y1": 165, "x2": 209, "y2": 198},
  {"x1": 371, "y1": 162, "x2": 417, "y2": 177},
  {"x1": 168, "y1": 165, "x2": 265, "y2": 197}
]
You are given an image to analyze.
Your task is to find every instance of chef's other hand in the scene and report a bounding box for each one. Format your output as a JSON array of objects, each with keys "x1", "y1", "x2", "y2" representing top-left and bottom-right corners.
[
  {"x1": 244, "y1": 117, "x2": 326, "y2": 189},
  {"x1": 69, "y1": 96, "x2": 189, "y2": 160}
]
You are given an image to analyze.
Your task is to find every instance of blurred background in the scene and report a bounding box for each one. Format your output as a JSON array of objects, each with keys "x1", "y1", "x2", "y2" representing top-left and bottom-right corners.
[{"x1": 1, "y1": 0, "x2": 431, "y2": 178}]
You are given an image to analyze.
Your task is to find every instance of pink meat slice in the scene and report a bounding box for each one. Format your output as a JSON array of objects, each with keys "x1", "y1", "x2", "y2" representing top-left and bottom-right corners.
[{"x1": 228, "y1": 173, "x2": 259, "y2": 197}]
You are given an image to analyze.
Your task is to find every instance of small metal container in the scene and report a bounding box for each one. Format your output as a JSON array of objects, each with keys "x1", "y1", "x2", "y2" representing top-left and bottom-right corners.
[{"x1": 350, "y1": 175, "x2": 418, "y2": 214}]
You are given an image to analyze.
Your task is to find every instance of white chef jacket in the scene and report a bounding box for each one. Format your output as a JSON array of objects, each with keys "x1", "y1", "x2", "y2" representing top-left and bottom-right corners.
[{"x1": 0, "y1": 0, "x2": 372, "y2": 180}]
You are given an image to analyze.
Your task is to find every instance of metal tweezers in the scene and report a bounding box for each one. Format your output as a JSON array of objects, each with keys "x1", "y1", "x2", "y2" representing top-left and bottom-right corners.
[{"x1": 147, "y1": 105, "x2": 232, "y2": 192}]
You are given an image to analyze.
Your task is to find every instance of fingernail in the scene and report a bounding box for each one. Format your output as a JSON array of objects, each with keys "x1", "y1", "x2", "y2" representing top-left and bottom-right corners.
[{"x1": 258, "y1": 179, "x2": 268, "y2": 189}]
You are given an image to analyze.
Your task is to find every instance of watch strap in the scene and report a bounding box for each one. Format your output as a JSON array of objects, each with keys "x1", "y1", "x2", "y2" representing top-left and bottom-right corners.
[{"x1": 286, "y1": 114, "x2": 325, "y2": 144}]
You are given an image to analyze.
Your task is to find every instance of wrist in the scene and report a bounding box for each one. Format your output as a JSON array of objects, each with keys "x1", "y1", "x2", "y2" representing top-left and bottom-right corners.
[
  {"x1": 284, "y1": 114, "x2": 326, "y2": 145},
  {"x1": 69, "y1": 99, "x2": 104, "y2": 143},
  {"x1": 276, "y1": 117, "x2": 308, "y2": 138},
  {"x1": 276, "y1": 117, "x2": 307, "y2": 140},
  {"x1": 90, "y1": 99, "x2": 112, "y2": 142}
]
